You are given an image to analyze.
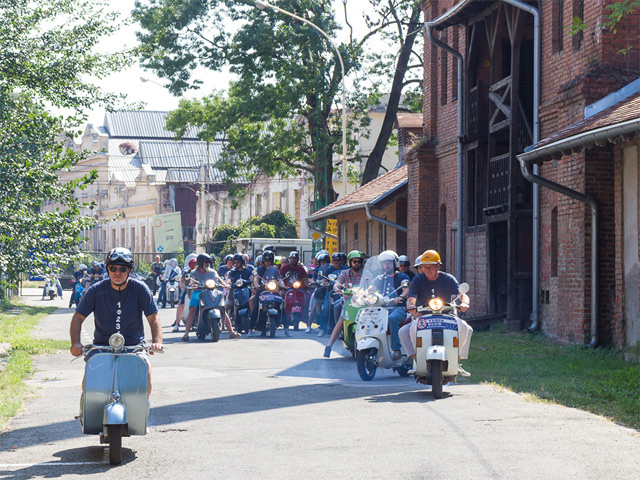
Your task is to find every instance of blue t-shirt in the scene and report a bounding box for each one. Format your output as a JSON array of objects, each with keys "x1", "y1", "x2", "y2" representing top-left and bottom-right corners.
[
  {"x1": 408, "y1": 271, "x2": 460, "y2": 307},
  {"x1": 76, "y1": 278, "x2": 158, "y2": 346},
  {"x1": 256, "y1": 265, "x2": 281, "y2": 280},
  {"x1": 228, "y1": 267, "x2": 253, "y2": 283},
  {"x1": 373, "y1": 272, "x2": 410, "y2": 306},
  {"x1": 217, "y1": 265, "x2": 231, "y2": 277}
]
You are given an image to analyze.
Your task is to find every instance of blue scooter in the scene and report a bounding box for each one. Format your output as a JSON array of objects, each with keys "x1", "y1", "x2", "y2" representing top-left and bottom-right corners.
[
  {"x1": 231, "y1": 278, "x2": 252, "y2": 334},
  {"x1": 79, "y1": 333, "x2": 163, "y2": 465},
  {"x1": 194, "y1": 279, "x2": 227, "y2": 342}
]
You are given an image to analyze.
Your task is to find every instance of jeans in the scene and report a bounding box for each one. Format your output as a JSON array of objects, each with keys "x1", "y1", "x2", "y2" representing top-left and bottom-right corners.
[
  {"x1": 387, "y1": 307, "x2": 407, "y2": 351},
  {"x1": 158, "y1": 281, "x2": 166, "y2": 307}
]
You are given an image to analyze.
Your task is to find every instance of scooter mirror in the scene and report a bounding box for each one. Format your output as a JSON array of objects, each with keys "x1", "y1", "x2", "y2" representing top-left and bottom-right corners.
[
  {"x1": 458, "y1": 282, "x2": 470, "y2": 295},
  {"x1": 328, "y1": 274, "x2": 337, "y2": 281},
  {"x1": 401, "y1": 279, "x2": 410, "y2": 288}
]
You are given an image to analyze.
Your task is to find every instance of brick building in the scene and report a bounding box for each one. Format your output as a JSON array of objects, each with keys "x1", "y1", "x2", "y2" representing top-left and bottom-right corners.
[{"x1": 410, "y1": 0, "x2": 639, "y2": 347}]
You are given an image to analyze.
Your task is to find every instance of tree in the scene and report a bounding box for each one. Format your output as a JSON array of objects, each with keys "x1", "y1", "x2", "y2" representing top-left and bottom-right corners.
[
  {"x1": 134, "y1": 0, "x2": 423, "y2": 204},
  {"x1": 0, "y1": 0, "x2": 133, "y2": 289}
]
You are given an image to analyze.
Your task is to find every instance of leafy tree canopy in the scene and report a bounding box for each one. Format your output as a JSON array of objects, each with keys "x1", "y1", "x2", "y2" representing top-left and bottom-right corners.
[{"x1": 0, "y1": 0, "x2": 134, "y2": 289}]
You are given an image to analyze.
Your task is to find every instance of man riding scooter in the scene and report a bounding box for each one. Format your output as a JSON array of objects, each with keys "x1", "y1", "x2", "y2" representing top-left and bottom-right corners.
[
  {"x1": 182, "y1": 253, "x2": 241, "y2": 341},
  {"x1": 399, "y1": 249, "x2": 472, "y2": 376},
  {"x1": 280, "y1": 251, "x2": 308, "y2": 334},
  {"x1": 323, "y1": 250, "x2": 364, "y2": 357},
  {"x1": 226, "y1": 253, "x2": 253, "y2": 333},
  {"x1": 248, "y1": 250, "x2": 281, "y2": 336},
  {"x1": 372, "y1": 250, "x2": 410, "y2": 361}
]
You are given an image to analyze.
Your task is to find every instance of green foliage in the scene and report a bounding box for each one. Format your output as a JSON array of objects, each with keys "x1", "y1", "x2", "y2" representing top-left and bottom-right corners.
[
  {"x1": 135, "y1": 0, "x2": 423, "y2": 203},
  {"x1": 467, "y1": 326, "x2": 640, "y2": 430},
  {"x1": 603, "y1": 0, "x2": 640, "y2": 34},
  {"x1": 0, "y1": 0, "x2": 133, "y2": 290}
]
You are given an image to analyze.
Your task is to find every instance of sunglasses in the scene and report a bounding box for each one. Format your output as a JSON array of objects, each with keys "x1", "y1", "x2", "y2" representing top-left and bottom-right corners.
[
  {"x1": 108, "y1": 266, "x2": 130, "y2": 273},
  {"x1": 351, "y1": 260, "x2": 362, "y2": 264}
]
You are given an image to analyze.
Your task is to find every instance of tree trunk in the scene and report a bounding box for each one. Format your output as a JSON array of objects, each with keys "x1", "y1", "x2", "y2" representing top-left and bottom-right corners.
[{"x1": 361, "y1": 4, "x2": 421, "y2": 186}]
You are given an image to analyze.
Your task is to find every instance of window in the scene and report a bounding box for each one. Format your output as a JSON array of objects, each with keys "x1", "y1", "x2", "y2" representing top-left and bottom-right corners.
[
  {"x1": 452, "y1": 27, "x2": 459, "y2": 100},
  {"x1": 353, "y1": 222, "x2": 359, "y2": 251},
  {"x1": 339, "y1": 222, "x2": 348, "y2": 253},
  {"x1": 572, "y1": 0, "x2": 584, "y2": 51},
  {"x1": 440, "y1": 29, "x2": 448, "y2": 105},
  {"x1": 255, "y1": 194, "x2": 262, "y2": 216},
  {"x1": 366, "y1": 221, "x2": 374, "y2": 256},
  {"x1": 111, "y1": 229, "x2": 116, "y2": 248},
  {"x1": 121, "y1": 227, "x2": 125, "y2": 245},
  {"x1": 130, "y1": 227, "x2": 136, "y2": 251},
  {"x1": 377, "y1": 221, "x2": 386, "y2": 252},
  {"x1": 551, "y1": 207, "x2": 558, "y2": 277},
  {"x1": 552, "y1": 1, "x2": 564, "y2": 53},
  {"x1": 141, "y1": 226, "x2": 146, "y2": 250}
]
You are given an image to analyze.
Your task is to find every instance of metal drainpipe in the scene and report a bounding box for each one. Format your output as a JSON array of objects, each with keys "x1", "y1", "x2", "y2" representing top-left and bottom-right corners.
[
  {"x1": 425, "y1": 22, "x2": 463, "y2": 281},
  {"x1": 518, "y1": 158, "x2": 598, "y2": 347},
  {"x1": 365, "y1": 204, "x2": 408, "y2": 233},
  {"x1": 501, "y1": 0, "x2": 541, "y2": 331}
]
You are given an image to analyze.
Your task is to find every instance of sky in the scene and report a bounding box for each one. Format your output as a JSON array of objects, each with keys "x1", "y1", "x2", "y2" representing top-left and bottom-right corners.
[{"x1": 85, "y1": 0, "x2": 376, "y2": 128}]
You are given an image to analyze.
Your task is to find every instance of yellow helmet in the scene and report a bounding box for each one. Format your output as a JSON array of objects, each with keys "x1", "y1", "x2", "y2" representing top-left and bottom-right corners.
[{"x1": 420, "y1": 250, "x2": 441, "y2": 265}]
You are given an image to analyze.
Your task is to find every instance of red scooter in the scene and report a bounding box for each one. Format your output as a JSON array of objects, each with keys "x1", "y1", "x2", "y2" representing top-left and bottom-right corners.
[{"x1": 283, "y1": 272, "x2": 307, "y2": 332}]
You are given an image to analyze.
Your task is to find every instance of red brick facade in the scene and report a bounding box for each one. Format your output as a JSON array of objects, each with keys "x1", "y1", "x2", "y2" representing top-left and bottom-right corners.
[{"x1": 413, "y1": 0, "x2": 640, "y2": 347}]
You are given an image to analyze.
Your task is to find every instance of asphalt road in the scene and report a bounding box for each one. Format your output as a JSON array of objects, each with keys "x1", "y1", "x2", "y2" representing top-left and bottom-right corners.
[{"x1": 0, "y1": 290, "x2": 638, "y2": 479}]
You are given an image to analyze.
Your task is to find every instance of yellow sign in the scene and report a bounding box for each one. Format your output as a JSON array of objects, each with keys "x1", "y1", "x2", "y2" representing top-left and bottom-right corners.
[
  {"x1": 326, "y1": 219, "x2": 338, "y2": 255},
  {"x1": 152, "y1": 212, "x2": 184, "y2": 253},
  {"x1": 310, "y1": 231, "x2": 323, "y2": 242}
]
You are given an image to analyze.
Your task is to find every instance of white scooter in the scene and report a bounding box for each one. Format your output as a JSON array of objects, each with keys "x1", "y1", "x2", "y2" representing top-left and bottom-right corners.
[
  {"x1": 45, "y1": 276, "x2": 58, "y2": 300},
  {"x1": 78, "y1": 333, "x2": 163, "y2": 464},
  {"x1": 413, "y1": 283, "x2": 469, "y2": 399},
  {"x1": 354, "y1": 278, "x2": 412, "y2": 381}
]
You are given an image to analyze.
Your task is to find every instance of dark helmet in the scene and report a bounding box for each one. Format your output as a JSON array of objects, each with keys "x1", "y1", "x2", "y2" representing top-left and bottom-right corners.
[
  {"x1": 331, "y1": 252, "x2": 341, "y2": 262},
  {"x1": 262, "y1": 250, "x2": 275, "y2": 263},
  {"x1": 263, "y1": 245, "x2": 275, "y2": 253},
  {"x1": 317, "y1": 253, "x2": 330, "y2": 264},
  {"x1": 197, "y1": 253, "x2": 212, "y2": 269},
  {"x1": 90, "y1": 260, "x2": 99, "y2": 269},
  {"x1": 105, "y1": 248, "x2": 134, "y2": 268},
  {"x1": 224, "y1": 254, "x2": 233, "y2": 263},
  {"x1": 232, "y1": 253, "x2": 245, "y2": 266},
  {"x1": 338, "y1": 252, "x2": 347, "y2": 262},
  {"x1": 288, "y1": 251, "x2": 299, "y2": 259}
]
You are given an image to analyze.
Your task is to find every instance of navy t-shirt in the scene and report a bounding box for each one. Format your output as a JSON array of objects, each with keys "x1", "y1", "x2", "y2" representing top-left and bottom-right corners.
[
  {"x1": 256, "y1": 265, "x2": 281, "y2": 280},
  {"x1": 373, "y1": 272, "x2": 410, "y2": 306},
  {"x1": 76, "y1": 278, "x2": 158, "y2": 346},
  {"x1": 228, "y1": 267, "x2": 253, "y2": 283},
  {"x1": 408, "y1": 271, "x2": 460, "y2": 306}
]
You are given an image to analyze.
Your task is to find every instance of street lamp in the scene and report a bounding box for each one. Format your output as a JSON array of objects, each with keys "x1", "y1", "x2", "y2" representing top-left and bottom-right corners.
[{"x1": 254, "y1": 0, "x2": 348, "y2": 197}]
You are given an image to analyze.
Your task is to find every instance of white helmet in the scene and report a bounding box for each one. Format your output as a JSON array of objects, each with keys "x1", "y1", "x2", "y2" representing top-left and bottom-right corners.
[
  {"x1": 315, "y1": 249, "x2": 329, "y2": 260},
  {"x1": 414, "y1": 256, "x2": 422, "y2": 268},
  {"x1": 378, "y1": 250, "x2": 399, "y2": 268}
]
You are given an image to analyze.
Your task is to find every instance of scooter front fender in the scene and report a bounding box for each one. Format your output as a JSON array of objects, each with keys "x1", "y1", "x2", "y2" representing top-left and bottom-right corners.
[
  {"x1": 427, "y1": 345, "x2": 447, "y2": 361},
  {"x1": 357, "y1": 337, "x2": 380, "y2": 352},
  {"x1": 104, "y1": 400, "x2": 127, "y2": 426}
]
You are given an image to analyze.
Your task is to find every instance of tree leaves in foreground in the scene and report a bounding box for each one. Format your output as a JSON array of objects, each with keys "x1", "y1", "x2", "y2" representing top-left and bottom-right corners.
[{"x1": 0, "y1": 0, "x2": 134, "y2": 290}]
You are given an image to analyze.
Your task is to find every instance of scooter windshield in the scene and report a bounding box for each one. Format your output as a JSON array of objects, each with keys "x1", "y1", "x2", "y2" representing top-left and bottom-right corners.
[{"x1": 349, "y1": 255, "x2": 382, "y2": 305}]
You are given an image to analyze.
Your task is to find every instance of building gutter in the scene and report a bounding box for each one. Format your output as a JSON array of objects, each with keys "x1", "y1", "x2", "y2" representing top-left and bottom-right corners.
[
  {"x1": 365, "y1": 204, "x2": 408, "y2": 233},
  {"x1": 425, "y1": 15, "x2": 464, "y2": 281},
  {"x1": 518, "y1": 119, "x2": 640, "y2": 348}
]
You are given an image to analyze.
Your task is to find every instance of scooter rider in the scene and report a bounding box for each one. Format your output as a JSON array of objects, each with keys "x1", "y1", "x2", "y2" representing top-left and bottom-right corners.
[
  {"x1": 69, "y1": 263, "x2": 88, "y2": 307},
  {"x1": 150, "y1": 255, "x2": 164, "y2": 296},
  {"x1": 372, "y1": 250, "x2": 410, "y2": 361},
  {"x1": 323, "y1": 250, "x2": 364, "y2": 357},
  {"x1": 226, "y1": 253, "x2": 253, "y2": 319},
  {"x1": 42, "y1": 262, "x2": 64, "y2": 300},
  {"x1": 182, "y1": 253, "x2": 241, "y2": 341},
  {"x1": 172, "y1": 256, "x2": 198, "y2": 332},
  {"x1": 87, "y1": 261, "x2": 106, "y2": 285},
  {"x1": 70, "y1": 247, "x2": 163, "y2": 394},
  {"x1": 398, "y1": 255, "x2": 415, "y2": 280},
  {"x1": 248, "y1": 250, "x2": 281, "y2": 336},
  {"x1": 218, "y1": 254, "x2": 234, "y2": 277},
  {"x1": 399, "y1": 249, "x2": 472, "y2": 376},
  {"x1": 159, "y1": 258, "x2": 181, "y2": 308}
]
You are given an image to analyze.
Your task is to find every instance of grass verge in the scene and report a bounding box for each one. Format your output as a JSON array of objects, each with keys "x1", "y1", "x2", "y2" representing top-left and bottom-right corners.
[
  {"x1": 0, "y1": 299, "x2": 69, "y2": 430},
  {"x1": 463, "y1": 324, "x2": 640, "y2": 431}
]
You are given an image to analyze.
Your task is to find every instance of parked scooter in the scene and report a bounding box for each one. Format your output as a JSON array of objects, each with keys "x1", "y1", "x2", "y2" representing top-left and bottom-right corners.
[
  {"x1": 230, "y1": 278, "x2": 252, "y2": 334},
  {"x1": 413, "y1": 283, "x2": 469, "y2": 399},
  {"x1": 354, "y1": 255, "x2": 412, "y2": 380},
  {"x1": 257, "y1": 276, "x2": 284, "y2": 337},
  {"x1": 283, "y1": 272, "x2": 306, "y2": 332},
  {"x1": 78, "y1": 333, "x2": 163, "y2": 465},
  {"x1": 45, "y1": 275, "x2": 58, "y2": 300}
]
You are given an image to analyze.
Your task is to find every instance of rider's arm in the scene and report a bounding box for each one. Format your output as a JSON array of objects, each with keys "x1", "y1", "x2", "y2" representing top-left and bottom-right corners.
[
  {"x1": 407, "y1": 296, "x2": 420, "y2": 317},
  {"x1": 146, "y1": 312, "x2": 163, "y2": 352},
  {"x1": 70, "y1": 311, "x2": 87, "y2": 356},
  {"x1": 458, "y1": 293, "x2": 470, "y2": 312}
]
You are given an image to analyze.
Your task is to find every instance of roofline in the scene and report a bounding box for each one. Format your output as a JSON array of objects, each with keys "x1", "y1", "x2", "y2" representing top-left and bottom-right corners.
[
  {"x1": 425, "y1": 0, "x2": 472, "y2": 29},
  {"x1": 518, "y1": 118, "x2": 640, "y2": 163}
]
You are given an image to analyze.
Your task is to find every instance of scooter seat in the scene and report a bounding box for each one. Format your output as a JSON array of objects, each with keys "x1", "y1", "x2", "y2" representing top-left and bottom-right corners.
[{"x1": 400, "y1": 315, "x2": 412, "y2": 328}]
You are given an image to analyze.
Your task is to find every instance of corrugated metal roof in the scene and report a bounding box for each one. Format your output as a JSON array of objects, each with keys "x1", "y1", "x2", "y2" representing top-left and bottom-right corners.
[
  {"x1": 104, "y1": 111, "x2": 214, "y2": 140},
  {"x1": 138, "y1": 140, "x2": 225, "y2": 169},
  {"x1": 165, "y1": 165, "x2": 226, "y2": 183}
]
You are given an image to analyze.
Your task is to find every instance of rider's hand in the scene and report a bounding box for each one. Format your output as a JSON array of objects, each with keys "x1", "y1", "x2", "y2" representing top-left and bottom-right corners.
[
  {"x1": 393, "y1": 296, "x2": 403, "y2": 305},
  {"x1": 150, "y1": 343, "x2": 164, "y2": 354},
  {"x1": 70, "y1": 343, "x2": 84, "y2": 357}
]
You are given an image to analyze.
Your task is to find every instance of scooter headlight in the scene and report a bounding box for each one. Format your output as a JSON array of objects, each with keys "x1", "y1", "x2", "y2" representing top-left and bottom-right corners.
[
  {"x1": 293, "y1": 281, "x2": 301, "y2": 289},
  {"x1": 428, "y1": 297, "x2": 444, "y2": 311},
  {"x1": 366, "y1": 293, "x2": 378, "y2": 305},
  {"x1": 235, "y1": 279, "x2": 244, "y2": 287},
  {"x1": 108, "y1": 333, "x2": 125, "y2": 350},
  {"x1": 205, "y1": 279, "x2": 216, "y2": 290},
  {"x1": 267, "y1": 280, "x2": 277, "y2": 291}
]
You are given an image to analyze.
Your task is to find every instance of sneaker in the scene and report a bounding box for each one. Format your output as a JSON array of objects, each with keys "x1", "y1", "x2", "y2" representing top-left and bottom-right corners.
[
  {"x1": 457, "y1": 365, "x2": 471, "y2": 377},
  {"x1": 317, "y1": 330, "x2": 326, "y2": 338},
  {"x1": 181, "y1": 333, "x2": 189, "y2": 342},
  {"x1": 230, "y1": 332, "x2": 242, "y2": 339},
  {"x1": 284, "y1": 329, "x2": 292, "y2": 337},
  {"x1": 305, "y1": 327, "x2": 312, "y2": 333},
  {"x1": 172, "y1": 325, "x2": 179, "y2": 332},
  {"x1": 407, "y1": 367, "x2": 416, "y2": 375},
  {"x1": 391, "y1": 350, "x2": 402, "y2": 361},
  {"x1": 323, "y1": 346, "x2": 331, "y2": 358}
]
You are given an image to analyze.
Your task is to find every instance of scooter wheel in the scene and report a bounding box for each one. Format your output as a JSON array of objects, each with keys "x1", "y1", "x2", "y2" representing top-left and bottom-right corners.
[
  {"x1": 356, "y1": 349, "x2": 377, "y2": 381},
  {"x1": 431, "y1": 361, "x2": 443, "y2": 399},
  {"x1": 108, "y1": 425, "x2": 123, "y2": 465}
]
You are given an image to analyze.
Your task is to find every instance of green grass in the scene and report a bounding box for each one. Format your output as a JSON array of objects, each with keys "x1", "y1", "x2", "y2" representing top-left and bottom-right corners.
[
  {"x1": 464, "y1": 324, "x2": 640, "y2": 430},
  {"x1": 0, "y1": 299, "x2": 69, "y2": 429}
]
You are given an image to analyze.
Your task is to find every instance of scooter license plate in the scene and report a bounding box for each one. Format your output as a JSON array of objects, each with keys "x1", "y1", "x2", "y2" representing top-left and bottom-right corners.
[{"x1": 417, "y1": 316, "x2": 458, "y2": 331}]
